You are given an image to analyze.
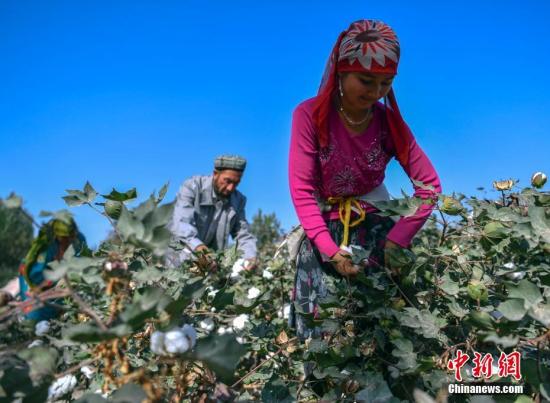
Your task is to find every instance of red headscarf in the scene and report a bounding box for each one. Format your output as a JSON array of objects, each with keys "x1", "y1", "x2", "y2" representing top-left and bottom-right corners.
[{"x1": 313, "y1": 20, "x2": 413, "y2": 167}]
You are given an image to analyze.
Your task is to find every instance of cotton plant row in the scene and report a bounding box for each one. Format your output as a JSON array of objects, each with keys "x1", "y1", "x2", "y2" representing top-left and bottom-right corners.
[{"x1": 0, "y1": 173, "x2": 548, "y2": 402}]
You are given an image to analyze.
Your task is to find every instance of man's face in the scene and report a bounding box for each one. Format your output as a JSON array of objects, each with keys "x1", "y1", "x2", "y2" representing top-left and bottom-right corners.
[{"x1": 213, "y1": 169, "x2": 243, "y2": 198}]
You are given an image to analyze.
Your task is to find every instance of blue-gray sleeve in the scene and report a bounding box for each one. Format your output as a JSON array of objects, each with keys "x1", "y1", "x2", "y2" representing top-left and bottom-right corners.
[
  {"x1": 230, "y1": 197, "x2": 257, "y2": 259},
  {"x1": 169, "y1": 179, "x2": 204, "y2": 258}
]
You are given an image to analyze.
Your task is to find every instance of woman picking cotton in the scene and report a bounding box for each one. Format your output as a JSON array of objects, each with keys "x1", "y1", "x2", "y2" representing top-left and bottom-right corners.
[{"x1": 288, "y1": 20, "x2": 442, "y2": 339}]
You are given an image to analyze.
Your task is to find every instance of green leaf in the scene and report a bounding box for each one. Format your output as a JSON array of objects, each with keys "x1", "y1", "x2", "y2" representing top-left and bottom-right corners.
[
  {"x1": 355, "y1": 372, "x2": 395, "y2": 402},
  {"x1": 17, "y1": 347, "x2": 58, "y2": 382},
  {"x1": 507, "y1": 280, "x2": 543, "y2": 307},
  {"x1": 110, "y1": 383, "x2": 148, "y2": 402},
  {"x1": 156, "y1": 182, "x2": 169, "y2": 204},
  {"x1": 64, "y1": 323, "x2": 131, "y2": 342},
  {"x1": 391, "y1": 338, "x2": 417, "y2": 371},
  {"x1": 261, "y1": 376, "x2": 293, "y2": 403},
  {"x1": 83, "y1": 181, "x2": 97, "y2": 202},
  {"x1": 439, "y1": 274, "x2": 460, "y2": 296},
  {"x1": 190, "y1": 334, "x2": 247, "y2": 383},
  {"x1": 483, "y1": 222, "x2": 508, "y2": 239},
  {"x1": 74, "y1": 394, "x2": 109, "y2": 403},
  {"x1": 466, "y1": 311, "x2": 495, "y2": 330},
  {"x1": 399, "y1": 308, "x2": 446, "y2": 340},
  {"x1": 529, "y1": 205, "x2": 550, "y2": 243},
  {"x1": 413, "y1": 389, "x2": 437, "y2": 403},
  {"x1": 482, "y1": 332, "x2": 519, "y2": 348},
  {"x1": 528, "y1": 303, "x2": 550, "y2": 327},
  {"x1": 2, "y1": 192, "x2": 23, "y2": 209},
  {"x1": 102, "y1": 188, "x2": 138, "y2": 202},
  {"x1": 116, "y1": 205, "x2": 145, "y2": 241},
  {"x1": 498, "y1": 299, "x2": 527, "y2": 321},
  {"x1": 45, "y1": 254, "x2": 100, "y2": 282}
]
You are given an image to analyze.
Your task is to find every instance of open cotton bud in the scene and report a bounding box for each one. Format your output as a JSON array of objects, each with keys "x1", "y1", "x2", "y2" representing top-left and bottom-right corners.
[
  {"x1": 81, "y1": 366, "x2": 95, "y2": 379},
  {"x1": 150, "y1": 331, "x2": 167, "y2": 355},
  {"x1": 492, "y1": 179, "x2": 515, "y2": 191},
  {"x1": 231, "y1": 258, "x2": 247, "y2": 278},
  {"x1": 199, "y1": 318, "x2": 215, "y2": 332},
  {"x1": 232, "y1": 314, "x2": 249, "y2": 330},
  {"x1": 262, "y1": 269, "x2": 274, "y2": 279},
  {"x1": 247, "y1": 287, "x2": 261, "y2": 299},
  {"x1": 35, "y1": 320, "x2": 50, "y2": 336},
  {"x1": 48, "y1": 375, "x2": 77, "y2": 400},
  {"x1": 181, "y1": 324, "x2": 197, "y2": 348},
  {"x1": 505, "y1": 271, "x2": 526, "y2": 281},
  {"x1": 503, "y1": 262, "x2": 516, "y2": 270},
  {"x1": 217, "y1": 326, "x2": 228, "y2": 335},
  {"x1": 531, "y1": 172, "x2": 547, "y2": 188},
  {"x1": 164, "y1": 329, "x2": 191, "y2": 354},
  {"x1": 28, "y1": 339, "x2": 44, "y2": 348},
  {"x1": 277, "y1": 304, "x2": 291, "y2": 319}
]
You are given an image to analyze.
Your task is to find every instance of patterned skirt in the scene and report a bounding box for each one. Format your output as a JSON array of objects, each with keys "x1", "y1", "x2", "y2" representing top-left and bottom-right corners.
[{"x1": 289, "y1": 213, "x2": 395, "y2": 339}]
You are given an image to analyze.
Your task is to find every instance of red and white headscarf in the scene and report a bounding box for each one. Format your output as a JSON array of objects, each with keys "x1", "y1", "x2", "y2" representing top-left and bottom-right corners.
[{"x1": 313, "y1": 19, "x2": 413, "y2": 167}]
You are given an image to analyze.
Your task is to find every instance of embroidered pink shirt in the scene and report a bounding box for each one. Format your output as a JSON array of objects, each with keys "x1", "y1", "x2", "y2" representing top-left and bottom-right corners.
[{"x1": 289, "y1": 97, "x2": 442, "y2": 258}]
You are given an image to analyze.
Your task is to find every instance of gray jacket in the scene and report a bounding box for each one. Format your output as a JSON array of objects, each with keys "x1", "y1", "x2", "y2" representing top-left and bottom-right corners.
[{"x1": 166, "y1": 175, "x2": 257, "y2": 266}]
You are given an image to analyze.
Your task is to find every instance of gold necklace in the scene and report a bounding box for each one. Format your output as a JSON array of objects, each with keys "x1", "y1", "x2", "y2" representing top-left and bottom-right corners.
[{"x1": 338, "y1": 100, "x2": 372, "y2": 126}]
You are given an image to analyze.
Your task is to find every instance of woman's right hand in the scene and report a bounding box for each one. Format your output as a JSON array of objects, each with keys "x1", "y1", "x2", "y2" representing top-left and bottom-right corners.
[{"x1": 331, "y1": 250, "x2": 359, "y2": 278}]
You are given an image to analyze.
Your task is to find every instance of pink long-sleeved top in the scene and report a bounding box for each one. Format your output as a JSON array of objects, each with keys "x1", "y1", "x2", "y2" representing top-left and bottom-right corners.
[{"x1": 289, "y1": 97, "x2": 442, "y2": 258}]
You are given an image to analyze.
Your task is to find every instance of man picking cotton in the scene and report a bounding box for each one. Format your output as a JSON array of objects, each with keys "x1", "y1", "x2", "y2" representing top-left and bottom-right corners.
[{"x1": 166, "y1": 155, "x2": 257, "y2": 271}]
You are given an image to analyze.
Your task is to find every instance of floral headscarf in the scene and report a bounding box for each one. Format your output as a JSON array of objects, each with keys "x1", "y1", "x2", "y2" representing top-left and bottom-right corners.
[{"x1": 313, "y1": 19, "x2": 413, "y2": 167}]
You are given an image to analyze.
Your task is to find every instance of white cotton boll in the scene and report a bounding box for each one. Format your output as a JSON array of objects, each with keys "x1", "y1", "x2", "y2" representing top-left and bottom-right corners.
[
  {"x1": 262, "y1": 269, "x2": 274, "y2": 279},
  {"x1": 210, "y1": 307, "x2": 216, "y2": 312},
  {"x1": 48, "y1": 375, "x2": 77, "y2": 400},
  {"x1": 80, "y1": 366, "x2": 95, "y2": 380},
  {"x1": 247, "y1": 287, "x2": 261, "y2": 299},
  {"x1": 506, "y1": 271, "x2": 526, "y2": 281},
  {"x1": 231, "y1": 258, "x2": 246, "y2": 278},
  {"x1": 236, "y1": 337, "x2": 246, "y2": 344},
  {"x1": 503, "y1": 262, "x2": 516, "y2": 269},
  {"x1": 150, "y1": 331, "x2": 167, "y2": 355},
  {"x1": 341, "y1": 246, "x2": 353, "y2": 255},
  {"x1": 217, "y1": 326, "x2": 227, "y2": 335},
  {"x1": 283, "y1": 304, "x2": 291, "y2": 319},
  {"x1": 35, "y1": 320, "x2": 50, "y2": 336},
  {"x1": 207, "y1": 286, "x2": 219, "y2": 298},
  {"x1": 181, "y1": 324, "x2": 197, "y2": 348},
  {"x1": 199, "y1": 318, "x2": 215, "y2": 332},
  {"x1": 28, "y1": 339, "x2": 44, "y2": 348},
  {"x1": 164, "y1": 329, "x2": 191, "y2": 354},
  {"x1": 232, "y1": 314, "x2": 249, "y2": 330}
]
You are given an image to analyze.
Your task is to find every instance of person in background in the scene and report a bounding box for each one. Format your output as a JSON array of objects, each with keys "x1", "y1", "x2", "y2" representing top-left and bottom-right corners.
[
  {"x1": 4, "y1": 217, "x2": 88, "y2": 321},
  {"x1": 167, "y1": 155, "x2": 257, "y2": 271},
  {"x1": 288, "y1": 19, "x2": 442, "y2": 338}
]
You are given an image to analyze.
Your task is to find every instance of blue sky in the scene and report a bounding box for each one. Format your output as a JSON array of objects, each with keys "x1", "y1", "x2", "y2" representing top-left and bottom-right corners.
[{"x1": 1, "y1": 1, "x2": 549, "y2": 248}]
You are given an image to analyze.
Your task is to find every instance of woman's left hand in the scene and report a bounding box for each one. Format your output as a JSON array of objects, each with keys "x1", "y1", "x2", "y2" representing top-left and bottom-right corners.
[{"x1": 384, "y1": 239, "x2": 401, "y2": 275}]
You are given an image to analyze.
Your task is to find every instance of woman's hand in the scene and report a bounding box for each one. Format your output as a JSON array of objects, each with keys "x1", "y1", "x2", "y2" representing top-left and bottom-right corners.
[
  {"x1": 384, "y1": 239, "x2": 401, "y2": 276},
  {"x1": 331, "y1": 250, "x2": 359, "y2": 278}
]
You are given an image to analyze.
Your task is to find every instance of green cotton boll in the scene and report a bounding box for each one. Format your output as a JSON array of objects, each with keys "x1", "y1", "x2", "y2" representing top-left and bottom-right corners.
[
  {"x1": 482, "y1": 222, "x2": 508, "y2": 240},
  {"x1": 467, "y1": 281, "x2": 489, "y2": 302},
  {"x1": 104, "y1": 200, "x2": 123, "y2": 220},
  {"x1": 440, "y1": 196, "x2": 464, "y2": 215},
  {"x1": 531, "y1": 172, "x2": 547, "y2": 189}
]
